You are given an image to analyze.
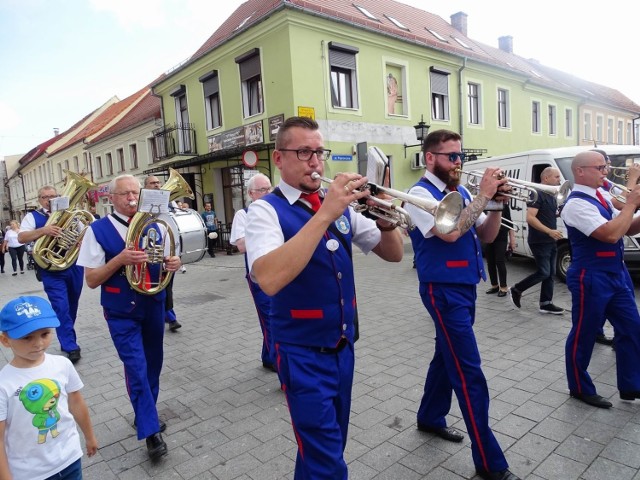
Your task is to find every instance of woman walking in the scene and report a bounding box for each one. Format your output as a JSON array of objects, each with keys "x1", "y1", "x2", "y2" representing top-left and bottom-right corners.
[{"x1": 2, "y1": 220, "x2": 25, "y2": 276}]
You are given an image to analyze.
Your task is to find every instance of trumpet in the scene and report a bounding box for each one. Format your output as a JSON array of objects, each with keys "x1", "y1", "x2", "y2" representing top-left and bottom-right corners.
[
  {"x1": 310, "y1": 173, "x2": 464, "y2": 234},
  {"x1": 500, "y1": 217, "x2": 519, "y2": 232},
  {"x1": 603, "y1": 179, "x2": 631, "y2": 203},
  {"x1": 456, "y1": 169, "x2": 572, "y2": 205}
]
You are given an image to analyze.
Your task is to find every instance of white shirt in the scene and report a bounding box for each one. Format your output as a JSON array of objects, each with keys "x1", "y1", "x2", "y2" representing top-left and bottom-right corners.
[
  {"x1": 245, "y1": 180, "x2": 381, "y2": 276},
  {"x1": 561, "y1": 184, "x2": 617, "y2": 237},
  {"x1": 229, "y1": 208, "x2": 248, "y2": 246},
  {"x1": 405, "y1": 170, "x2": 486, "y2": 238},
  {"x1": 19, "y1": 210, "x2": 44, "y2": 233},
  {"x1": 4, "y1": 229, "x2": 23, "y2": 248}
]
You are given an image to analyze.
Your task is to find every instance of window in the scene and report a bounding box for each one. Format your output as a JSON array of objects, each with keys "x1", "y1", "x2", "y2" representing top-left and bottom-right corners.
[
  {"x1": 64, "y1": 160, "x2": 69, "y2": 172},
  {"x1": 497, "y1": 88, "x2": 509, "y2": 128},
  {"x1": 83, "y1": 153, "x2": 89, "y2": 173},
  {"x1": 627, "y1": 122, "x2": 632, "y2": 145},
  {"x1": 467, "y1": 82, "x2": 480, "y2": 125},
  {"x1": 328, "y1": 42, "x2": 359, "y2": 109},
  {"x1": 57, "y1": 163, "x2": 63, "y2": 181},
  {"x1": 73, "y1": 156, "x2": 79, "y2": 172},
  {"x1": 200, "y1": 71, "x2": 222, "y2": 130},
  {"x1": 354, "y1": 5, "x2": 378, "y2": 21},
  {"x1": 548, "y1": 105, "x2": 556, "y2": 135},
  {"x1": 170, "y1": 84, "x2": 192, "y2": 153},
  {"x1": 427, "y1": 28, "x2": 448, "y2": 42},
  {"x1": 618, "y1": 120, "x2": 624, "y2": 144},
  {"x1": 235, "y1": 49, "x2": 263, "y2": 117},
  {"x1": 385, "y1": 15, "x2": 408, "y2": 30},
  {"x1": 385, "y1": 64, "x2": 406, "y2": 116},
  {"x1": 583, "y1": 112, "x2": 592, "y2": 141},
  {"x1": 596, "y1": 115, "x2": 603, "y2": 142},
  {"x1": 96, "y1": 156, "x2": 103, "y2": 178},
  {"x1": 129, "y1": 144, "x2": 138, "y2": 169},
  {"x1": 565, "y1": 108, "x2": 573, "y2": 137},
  {"x1": 607, "y1": 118, "x2": 614, "y2": 144},
  {"x1": 116, "y1": 148, "x2": 125, "y2": 172},
  {"x1": 430, "y1": 68, "x2": 449, "y2": 121},
  {"x1": 532, "y1": 101, "x2": 541, "y2": 133},
  {"x1": 147, "y1": 138, "x2": 158, "y2": 163},
  {"x1": 106, "y1": 153, "x2": 113, "y2": 176}
]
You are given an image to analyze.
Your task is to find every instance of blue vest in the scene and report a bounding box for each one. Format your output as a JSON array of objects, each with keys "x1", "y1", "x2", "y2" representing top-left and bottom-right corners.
[
  {"x1": 565, "y1": 191, "x2": 624, "y2": 273},
  {"x1": 32, "y1": 209, "x2": 48, "y2": 228},
  {"x1": 262, "y1": 193, "x2": 356, "y2": 348},
  {"x1": 91, "y1": 217, "x2": 165, "y2": 312},
  {"x1": 409, "y1": 179, "x2": 485, "y2": 284}
]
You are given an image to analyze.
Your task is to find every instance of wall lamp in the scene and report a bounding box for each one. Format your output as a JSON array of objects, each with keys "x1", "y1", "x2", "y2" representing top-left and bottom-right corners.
[{"x1": 404, "y1": 115, "x2": 430, "y2": 157}]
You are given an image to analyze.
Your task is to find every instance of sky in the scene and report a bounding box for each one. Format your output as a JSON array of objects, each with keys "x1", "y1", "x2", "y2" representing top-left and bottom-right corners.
[{"x1": 1, "y1": 0, "x2": 639, "y2": 159}]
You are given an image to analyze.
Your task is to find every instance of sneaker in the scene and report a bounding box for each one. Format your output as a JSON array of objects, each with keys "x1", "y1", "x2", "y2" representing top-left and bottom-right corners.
[
  {"x1": 508, "y1": 287, "x2": 521, "y2": 308},
  {"x1": 180, "y1": 266, "x2": 187, "y2": 273},
  {"x1": 539, "y1": 304, "x2": 564, "y2": 315},
  {"x1": 169, "y1": 321, "x2": 182, "y2": 332}
]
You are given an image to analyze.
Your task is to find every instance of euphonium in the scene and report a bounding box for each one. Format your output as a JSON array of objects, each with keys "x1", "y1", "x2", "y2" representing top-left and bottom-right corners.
[
  {"x1": 33, "y1": 170, "x2": 97, "y2": 271},
  {"x1": 125, "y1": 168, "x2": 194, "y2": 295}
]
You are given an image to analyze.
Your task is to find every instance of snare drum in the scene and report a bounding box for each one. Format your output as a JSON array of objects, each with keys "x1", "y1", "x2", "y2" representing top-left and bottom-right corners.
[{"x1": 159, "y1": 208, "x2": 207, "y2": 264}]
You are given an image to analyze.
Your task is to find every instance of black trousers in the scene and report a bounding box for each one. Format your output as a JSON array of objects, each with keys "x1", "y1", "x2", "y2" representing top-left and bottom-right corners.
[
  {"x1": 8, "y1": 245, "x2": 25, "y2": 273},
  {"x1": 485, "y1": 239, "x2": 508, "y2": 288}
]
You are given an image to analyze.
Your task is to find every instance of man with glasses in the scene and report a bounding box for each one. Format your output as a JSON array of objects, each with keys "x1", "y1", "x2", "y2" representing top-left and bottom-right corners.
[
  {"x1": 18, "y1": 186, "x2": 84, "y2": 364},
  {"x1": 561, "y1": 150, "x2": 640, "y2": 409},
  {"x1": 405, "y1": 129, "x2": 520, "y2": 480},
  {"x1": 230, "y1": 173, "x2": 275, "y2": 371},
  {"x1": 77, "y1": 174, "x2": 181, "y2": 460},
  {"x1": 245, "y1": 116, "x2": 403, "y2": 479}
]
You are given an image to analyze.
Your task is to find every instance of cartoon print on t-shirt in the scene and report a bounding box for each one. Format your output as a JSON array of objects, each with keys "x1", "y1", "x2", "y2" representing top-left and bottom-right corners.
[{"x1": 18, "y1": 378, "x2": 61, "y2": 444}]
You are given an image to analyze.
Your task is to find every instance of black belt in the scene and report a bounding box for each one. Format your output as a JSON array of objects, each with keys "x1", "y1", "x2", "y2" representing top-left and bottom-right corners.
[{"x1": 313, "y1": 337, "x2": 349, "y2": 354}]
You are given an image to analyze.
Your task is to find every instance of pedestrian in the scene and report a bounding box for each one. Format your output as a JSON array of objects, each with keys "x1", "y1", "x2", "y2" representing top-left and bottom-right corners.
[
  {"x1": 404, "y1": 129, "x2": 520, "y2": 480},
  {"x1": 245, "y1": 116, "x2": 403, "y2": 479},
  {"x1": 508, "y1": 167, "x2": 565, "y2": 314},
  {"x1": 18, "y1": 186, "x2": 84, "y2": 364},
  {"x1": 229, "y1": 173, "x2": 275, "y2": 371},
  {"x1": 561, "y1": 150, "x2": 640, "y2": 408},
  {"x1": 484, "y1": 203, "x2": 516, "y2": 297},
  {"x1": 3, "y1": 220, "x2": 25, "y2": 277},
  {"x1": 201, "y1": 202, "x2": 218, "y2": 257},
  {"x1": 77, "y1": 174, "x2": 181, "y2": 460},
  {"x1": 89, "y1": 205, "x2": 101, "y2": 219},
  {"x1": 0, "y1": 226, "x2": 5, "y2": 274},
  {"x1": 0, "y1": 295, "x2": 98, "y2": 479}
]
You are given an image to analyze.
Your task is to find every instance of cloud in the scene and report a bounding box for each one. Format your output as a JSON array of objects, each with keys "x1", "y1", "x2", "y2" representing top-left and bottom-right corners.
[{"x1": 89, "y1": 0, "x2": 168, "y2": 30}]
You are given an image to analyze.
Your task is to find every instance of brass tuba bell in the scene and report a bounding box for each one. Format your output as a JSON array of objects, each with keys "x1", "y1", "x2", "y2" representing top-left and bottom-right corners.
[
  {"x1": 125, "y1": 168, "x2": 194, "y2": 295},
  {"x1": 33, "y1": 170, "x2": 97, "y2": 271}
]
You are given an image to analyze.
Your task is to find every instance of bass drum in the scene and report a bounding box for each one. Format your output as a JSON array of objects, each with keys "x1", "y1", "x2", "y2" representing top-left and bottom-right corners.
[{"x1": 159, "y1": 208, "x2": 207, "y2": 265}]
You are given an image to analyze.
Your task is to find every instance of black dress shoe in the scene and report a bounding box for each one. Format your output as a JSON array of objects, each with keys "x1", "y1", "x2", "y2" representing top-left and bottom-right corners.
[
  {"x1": 134, "y1": 418, "x2": 166, "y2": 432},
  {"x1": 485, "y1": 286, "x2": 499, "y2": 294},
  {"x1": 620, "y1": 391, "x2": 640, "y2": 400},
  {"x1": 595, "y1": 334, "x2": 614, "y2": 346},
  {"x1": 417, "y1": 423, "x2": 464, "y2": 442},
  {"x1": 146, "y1": 432, "x2": 167, "y2": 460},
  {"x1": 570, "y1": 392, "x2": 612, "y2": 408},
  {"x1": 497, "y1": 290, "x2": 507, "y2": 297},
  {"x1": 476, "y1": 468, "x2": 521, "y2": 480},
  {"x1": 168, "y1": 321, "x2": 182, "y2": 332},
  {"x1": 262, "y1": 362, "x2": 277, "y2": 372},
  {"x1": 67, "y1": 349, "x2": 81, "y2": 364}
]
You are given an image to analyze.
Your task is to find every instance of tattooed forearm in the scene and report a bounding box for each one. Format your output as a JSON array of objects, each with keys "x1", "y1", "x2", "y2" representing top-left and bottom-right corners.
[{"x1": 455, "y1": 195, "x2": 490, "y2": 235}]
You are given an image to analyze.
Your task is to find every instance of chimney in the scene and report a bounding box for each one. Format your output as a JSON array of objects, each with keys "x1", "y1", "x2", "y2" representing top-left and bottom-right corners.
[
  {"x1": 53, "y1": 128, "x2": 59, "y2": 136},
  {"x1": 450, "y1": 12, "x2": 467, "y2": 36},
  {"x1": 498, "y1": 36, "x2": 513, "y2": 54}
]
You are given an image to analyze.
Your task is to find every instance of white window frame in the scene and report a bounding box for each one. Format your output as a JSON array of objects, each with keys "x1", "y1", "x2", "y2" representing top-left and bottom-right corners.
[
  {"x1": 532, "y1": 101, "x2": 541, "y2": 133},
  {"x1": 200, "y1": 71, "x2": 222, "y2": 130},
  {"x1": 430, "y1": 68, "x2": 450, "y2": 121},
  {"x1": 328, "y1": 42, "x2": 359, "y2": 110},
  {"x1": 497, "y1": 88, "x2": 510, "y2": 129},
  {"x1": 467, "y1": 82, "x2": 481, "y2": 125},
  {"x1": 565, "y1": 108, "x2": 573, "y2": 138},
  {"x1": 235, "y1": 49, "x2": 264, "y2": 118},
  {"x1": 548, "y1": 104, "x2": 557, "y2": 136}
]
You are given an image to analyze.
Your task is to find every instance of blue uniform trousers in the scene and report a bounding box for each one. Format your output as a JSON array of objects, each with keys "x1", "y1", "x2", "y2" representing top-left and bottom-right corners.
[
  {"x1": 598, "y1": 268, "x2": 634, "y2": 336},
  {"x1": 566, "y1": 268, "x2": 640, "y2": 395},
  {"x1": 418, "y1": 283, "x2": 507, "y2": 473},
  {"x1": 247, "y1": 275, "x2": 274, "y2": 366},
  {"x1": 276, "y1": 342, "x2": 354, "y2": 480},
  {"x1": 104, "y1": 296, "x2": 165, "y2": 440},
  {"x1": 41, "y1": 265, "x2": 83, "y2": 353}
]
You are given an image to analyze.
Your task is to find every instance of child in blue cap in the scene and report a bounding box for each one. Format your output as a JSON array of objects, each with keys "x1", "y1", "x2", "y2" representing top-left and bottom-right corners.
[{"x1": 0, "y1": 296, "x2": 98, "y2": 479}]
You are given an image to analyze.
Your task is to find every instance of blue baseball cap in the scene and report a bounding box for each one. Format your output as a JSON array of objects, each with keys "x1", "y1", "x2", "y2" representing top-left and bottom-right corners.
[{"x1": 0, "y1": 296, "x2": 60, "y2": 339}]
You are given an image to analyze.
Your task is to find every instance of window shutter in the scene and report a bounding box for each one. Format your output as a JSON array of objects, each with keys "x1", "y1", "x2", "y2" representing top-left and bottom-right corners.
[{"x1": 430, "y1": 71, "x2": 448, "y2": 95}]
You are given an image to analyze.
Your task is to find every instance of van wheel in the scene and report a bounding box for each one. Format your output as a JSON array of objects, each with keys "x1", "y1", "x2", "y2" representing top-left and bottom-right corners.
[{"x1": 556, "y1": 243, "x2": 571, "y2": 283}]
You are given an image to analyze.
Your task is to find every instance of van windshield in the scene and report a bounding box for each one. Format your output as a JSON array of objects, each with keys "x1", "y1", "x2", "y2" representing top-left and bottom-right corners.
[{"x1": 555, "y1": 157, "x2": 574, "y2": 186}]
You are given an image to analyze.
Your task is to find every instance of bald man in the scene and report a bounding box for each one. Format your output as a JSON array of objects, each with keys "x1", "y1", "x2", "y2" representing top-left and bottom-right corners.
[{"x1": 561, "y1": 150, "x2": 640, "y2": 409}]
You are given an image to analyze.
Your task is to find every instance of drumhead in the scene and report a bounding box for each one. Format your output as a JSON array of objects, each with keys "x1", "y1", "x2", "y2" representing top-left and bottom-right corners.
[{"x1": 158, "y1": 209, "x2": 207, "y2": 264}]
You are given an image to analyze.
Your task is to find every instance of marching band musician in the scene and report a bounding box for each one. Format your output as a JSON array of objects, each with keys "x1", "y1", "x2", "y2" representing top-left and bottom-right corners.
[
  {"x1": 245, "y1": 116, "x2": 403, "y2": 479},
  {"x1": 77, "y1": 174, "x2": 181, "y2": 461},
  {"x1": 404, "y1": 129, "x2": 520, "y2": 480},
  {"x1": 18, "y1": 186, "x2": 84, "y2": 364}
]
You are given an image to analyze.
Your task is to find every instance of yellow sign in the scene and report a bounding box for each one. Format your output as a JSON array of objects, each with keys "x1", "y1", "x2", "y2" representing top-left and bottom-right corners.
[{"x1": 297, "y1": 106, "x2": 315, "y2": 120}]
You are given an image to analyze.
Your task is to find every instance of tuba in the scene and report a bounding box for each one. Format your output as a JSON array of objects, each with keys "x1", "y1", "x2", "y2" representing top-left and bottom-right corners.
[
  {"x1": 33, "y1": 170, "x2": 97, "y2": 271},
  {"x1": 125, "y1": 168, "x2": 194, "y2": 295}
]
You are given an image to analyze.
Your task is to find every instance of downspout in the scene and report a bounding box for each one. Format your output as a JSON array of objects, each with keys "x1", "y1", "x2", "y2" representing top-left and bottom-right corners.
[{"x1": 458, "y1": 58, "x2": 467, "y2": 144}]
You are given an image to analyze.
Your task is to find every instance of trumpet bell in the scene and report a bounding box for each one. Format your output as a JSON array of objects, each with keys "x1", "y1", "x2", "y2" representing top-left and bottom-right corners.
[{"x1": 434, "y1": 192, "x2": 464, "y2": 235}]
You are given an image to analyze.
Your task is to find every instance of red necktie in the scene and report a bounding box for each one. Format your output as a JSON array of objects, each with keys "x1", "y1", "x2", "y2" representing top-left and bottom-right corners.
[
  {"x1": 595, "y1": 190, "x2": 609, "y2": 210},
  {"x1": 300, "y1": 192, "x2": 321, "y2": 212}
]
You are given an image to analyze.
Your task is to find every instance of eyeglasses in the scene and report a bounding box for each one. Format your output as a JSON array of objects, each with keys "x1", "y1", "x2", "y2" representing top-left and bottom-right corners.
[
  {"x1": 111, "y1": 191, "x2": 140, "y2": 197},
  {"x1": 39, "y1": 195, "x2": 58, "y2": 200},
  {"x1": 279, "y1": 148, "x2": 332, "y2": 161},
  {"x1": 582, "y1": 164, "x2": 609, "y2": 172},
  {"x1": 147, "y1": 181, "x2": 161, "y2": 186},
  {"x1": 428, "y1": 152, "x2": 466, "y2": 162},
  {"x1": 250, "y1": 187, "x2": 271, "y2": 194}
]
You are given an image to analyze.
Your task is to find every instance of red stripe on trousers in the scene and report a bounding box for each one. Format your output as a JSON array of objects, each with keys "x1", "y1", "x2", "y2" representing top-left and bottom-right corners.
[{"x1": 571, "y1": 269, "x2": 587, "y2": 393}]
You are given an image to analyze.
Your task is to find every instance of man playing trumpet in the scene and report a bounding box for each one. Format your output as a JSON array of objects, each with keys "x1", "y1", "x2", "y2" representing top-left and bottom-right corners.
[
  {"x1": 405, "y1": 129, "x2": 520, "y2": 480},
  {"x1": 77, "y1": 174, "x2": 181, "y2": 461}
]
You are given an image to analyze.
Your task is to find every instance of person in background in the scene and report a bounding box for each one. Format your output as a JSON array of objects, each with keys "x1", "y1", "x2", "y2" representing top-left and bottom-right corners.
[
  {"x1": 90, "y1": 205, "x2": 101, "y2": 219},
  {"x1": 508, "y1": 167, "x2": 564, "y2": 315},
  {"x1": 245, "y1": 116, "x2": 403, "y2": 479},
  {"x1": 0, "y1": 295, "x2": 98, "y2": 480},
  {"x1": 19, "y1": 186, "x2": 85, "y2": 364},
  {"x1": 201, "y1": 203, "x2": 218, "y2": 258},
  {"x1": 484, "y1": 203, "x2": 516, "y2": 297},
  {"x1": 77, "y1": 174, "x2": 181, "y2": 460},
  {"x1": 0, "y1": 226, "x2": 5, "y2": 274},
  {"x1": 3, "y1": 220, "x2": 25, "y2": 277},
  {"x1": 230, "y1": 173, "x2": 275, "y2": 371},
  {"x1": 405, "y1": 129, "x2": 520, "y2": 480},
  {"x1": 561, "y1": 150, "x2": 640, "y2": 409}
]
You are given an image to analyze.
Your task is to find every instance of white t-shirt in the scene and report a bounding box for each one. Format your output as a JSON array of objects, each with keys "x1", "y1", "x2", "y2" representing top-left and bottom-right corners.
[
  {"x1": 229, "y1": 208, "x2": 248, "y2": 246},
  {"x1": 0, "y1": 353, "x2": 84, "y2": 480},
  {"x1": 561, "y1": 184, "x2": 618, "y2": 237},
  {"x1": 4, "y1": 229, "x2": 23, "y2": 248}
]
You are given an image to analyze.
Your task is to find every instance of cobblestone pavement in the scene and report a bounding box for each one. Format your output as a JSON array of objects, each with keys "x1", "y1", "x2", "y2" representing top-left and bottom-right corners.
[{"x1": 1, "y1": 243, "x2": 639, "y2": 480}]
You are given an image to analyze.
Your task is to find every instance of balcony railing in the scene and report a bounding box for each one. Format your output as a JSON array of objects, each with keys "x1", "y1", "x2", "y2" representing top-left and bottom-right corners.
[{"x1": 152, "y1": 123, "x2": 197, "y2": 161}]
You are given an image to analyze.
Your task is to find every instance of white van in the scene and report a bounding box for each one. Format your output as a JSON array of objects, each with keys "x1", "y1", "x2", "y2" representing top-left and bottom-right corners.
[{"x1": 464, "y1": 145, "x2": 640, "y2": 281}]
